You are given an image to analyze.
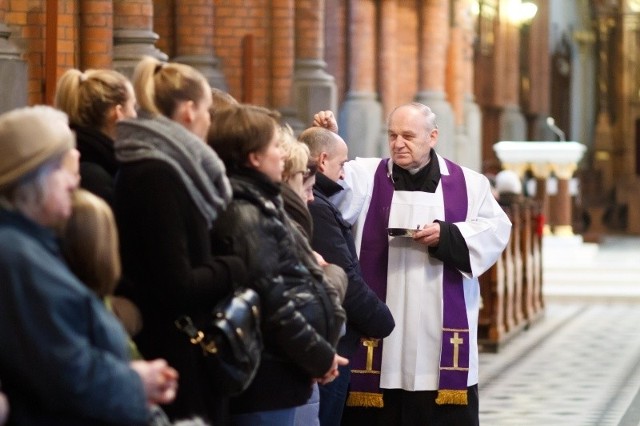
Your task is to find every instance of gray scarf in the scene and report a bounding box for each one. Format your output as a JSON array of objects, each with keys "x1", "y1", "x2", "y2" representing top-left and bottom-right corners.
[{"x1": 115, "y1": 113, "x2": 232, "y2": 227}]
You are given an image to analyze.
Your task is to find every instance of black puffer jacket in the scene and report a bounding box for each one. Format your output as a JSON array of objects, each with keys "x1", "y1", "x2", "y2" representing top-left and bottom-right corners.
[{"x1": 210, "y1": 168, "x2": 336, "y2": 413}]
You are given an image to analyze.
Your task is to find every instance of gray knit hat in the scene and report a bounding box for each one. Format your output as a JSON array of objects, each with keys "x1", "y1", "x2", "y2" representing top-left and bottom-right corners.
[{"x1": 0, "y1": 106, "x2": 75, "y2": 189}]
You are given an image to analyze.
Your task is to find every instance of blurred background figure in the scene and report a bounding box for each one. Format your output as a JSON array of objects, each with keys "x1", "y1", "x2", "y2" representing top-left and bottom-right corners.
[
  {"x1": 208, "y1": 104, "x2": 347, "y2": 426},
  {"x1": 0, "y1": 105, "x2": 176, "y2": 425},
  {"x1": 280, "y1": 125, "x2": 347, "y2": 426},
  {"x1": 210, "y1": 87, "x2": 239, "y2": 118},
  {"x1": 114, "y1": 56, "x2": 246, "y2": 424},
  {"x1": 0, "y1": 382, "x2": 8, "y2": 426},
  {"x1": 60, "y1": 189, "x2": 142, "y2": 353},
  {"x1": 54, "y1": 68, "x2": 137, "y2": 205}
]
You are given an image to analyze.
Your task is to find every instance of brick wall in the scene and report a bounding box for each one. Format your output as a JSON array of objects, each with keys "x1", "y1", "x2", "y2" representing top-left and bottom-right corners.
[
  {"x1": 1, "y1": 1, "x2": 462, "y2": 121},
  {"x1": 213, "y1": 0, "x2": 270, "y2": 105},
  {"x1": 7, "y1": 0, "x2": 46, "y2": 104}
]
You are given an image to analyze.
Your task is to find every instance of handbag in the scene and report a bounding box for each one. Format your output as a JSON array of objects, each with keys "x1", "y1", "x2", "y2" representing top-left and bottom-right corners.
[{"x1": 174, "y1": 287, "x2": 263, "y2": 396}]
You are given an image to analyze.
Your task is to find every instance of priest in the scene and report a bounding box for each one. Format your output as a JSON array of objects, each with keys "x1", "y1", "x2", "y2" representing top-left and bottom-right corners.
[{"x1": 316, "y1": 103, "x2": 511, "y2": 425}]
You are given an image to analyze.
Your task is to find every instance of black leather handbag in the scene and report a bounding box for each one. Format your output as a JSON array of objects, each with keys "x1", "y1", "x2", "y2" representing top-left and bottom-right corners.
[{"x1": 175, "y1": 287, "x2": 263, "y2": 396}]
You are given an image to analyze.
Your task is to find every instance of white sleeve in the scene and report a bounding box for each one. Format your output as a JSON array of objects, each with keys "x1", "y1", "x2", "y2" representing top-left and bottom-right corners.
[
  {"x1": 330, "y1": 159, "x2": 371, "y2": 225},
  {"x1": 456, "y1": 171, "x2": 512, "y2": 278}
]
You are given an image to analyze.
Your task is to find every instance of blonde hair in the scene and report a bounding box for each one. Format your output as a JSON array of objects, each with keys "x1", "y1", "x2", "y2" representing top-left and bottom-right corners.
[
  {"x1": 61, "y1": 189, "x2": 121, "y2": 297},
  {"x1": 54, "y1": 68, "x2": 132, "y2": 129},
  {"x1": 133, "y1": 56, "x2": 210, "y2": 118},
  {"x1": 281, "y1": 125, "x2": 310, "y2": 182}
]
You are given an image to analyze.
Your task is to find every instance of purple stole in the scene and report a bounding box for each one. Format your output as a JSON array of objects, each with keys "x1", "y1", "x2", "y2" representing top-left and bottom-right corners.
[{"x1": 346, "y1": 157, "x2": 470, "y2": 408}]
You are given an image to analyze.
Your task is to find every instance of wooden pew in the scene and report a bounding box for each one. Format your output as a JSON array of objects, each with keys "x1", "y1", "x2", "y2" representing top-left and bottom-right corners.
[{"x1": 478, "y1": 198, "x2": 544, "y2": 352}]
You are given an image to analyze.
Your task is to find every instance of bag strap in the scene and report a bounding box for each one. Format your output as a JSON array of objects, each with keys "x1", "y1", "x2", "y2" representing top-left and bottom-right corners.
[{"x1": 174, "y1": 316, "x2": 218, "y2": 354}]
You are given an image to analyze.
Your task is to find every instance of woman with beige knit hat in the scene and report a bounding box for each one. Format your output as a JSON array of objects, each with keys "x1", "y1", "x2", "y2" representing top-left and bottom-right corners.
[{"x1": 0, "y1": 105, "x2": 178, "y2": 425}]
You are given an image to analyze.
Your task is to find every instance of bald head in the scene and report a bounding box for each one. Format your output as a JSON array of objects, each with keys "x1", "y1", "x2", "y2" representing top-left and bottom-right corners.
[{"x1": 298, "y1": 127, "x2": 348, "y2": 182}]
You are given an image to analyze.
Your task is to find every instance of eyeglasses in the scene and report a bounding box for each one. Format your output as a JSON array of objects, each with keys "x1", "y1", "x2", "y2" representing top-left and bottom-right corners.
[{"x1": 303, "y1": 163, "x2": 318, "y2": 180}]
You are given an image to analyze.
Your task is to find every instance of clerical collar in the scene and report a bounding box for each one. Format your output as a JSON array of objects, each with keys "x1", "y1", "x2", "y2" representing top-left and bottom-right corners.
[{"x1": 391, "y1": 150, "x2": 440, "y2": 192}]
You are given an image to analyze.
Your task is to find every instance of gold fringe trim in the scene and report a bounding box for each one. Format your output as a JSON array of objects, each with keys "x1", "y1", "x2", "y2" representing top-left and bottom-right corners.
[
  {"x1": 346, "y1": 391, "x2": 384, "y2": 408},
  {"x1": 435, "y1": 389, "x2": 468, "y2": 405}
]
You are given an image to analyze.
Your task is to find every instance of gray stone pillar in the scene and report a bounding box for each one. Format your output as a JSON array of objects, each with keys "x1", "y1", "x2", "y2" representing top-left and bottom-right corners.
[
  {"x1": 293, "y1": 58, "x2": 337, "y2": 128},
  {"x1": 338, "y1": 0, "x2": 382, "y2": 158},
  {"x1": 113, "y1": 0, "x2": 167, "y2": 78},
  {"x1": 293, "y1": 0, "x2": 337, "y2": 128},
  {"x1": 499, "y1": 104, "x2": 527, "y2": 141},
  {"x1": 416, "y1": 0, "x2": 455, "y2": 160},
  {"x1": 0, "y1": 21, "x2": 26, "y2": 113},
  {"x1": 462, "y1": 93, "x2": 482, "y2": 171},
  {"x1": 173, "y1": 0, "x2": 227, "y2": 90}
]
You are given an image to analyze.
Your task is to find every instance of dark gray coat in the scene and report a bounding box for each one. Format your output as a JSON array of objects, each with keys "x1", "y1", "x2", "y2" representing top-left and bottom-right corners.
[{"x1": 0, "y1": 209, "x2": 148, "y2": 425}]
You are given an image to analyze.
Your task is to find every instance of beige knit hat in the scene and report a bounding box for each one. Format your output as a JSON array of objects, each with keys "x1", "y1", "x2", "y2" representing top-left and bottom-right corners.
[{"x1": 0, "y1": 105, "x2": 75, "y2": 189}]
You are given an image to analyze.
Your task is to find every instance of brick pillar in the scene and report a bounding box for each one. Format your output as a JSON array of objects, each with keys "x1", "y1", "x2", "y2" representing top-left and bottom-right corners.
[
  {"x1": 272, "y1": 0, "x2": 304, "y2": 133},
  {"x1": 0, "y1": 0, "x2": 26, "y2": 113},
  {"x1": 338, "y1": 0, "x2": 383, "y2": 158},
  {"x1": 112, "y1": 0, "x2": 167, "y2": 78},
  {"x1": 173, "y1": 0, "x2": 227, "y2": 90},
  {"x1": 458, "y1": 0, "x2": 482, "y2": 171},
  {"x1": 415, "y1": 0, "x2": 455, "y2": 160},
  {"x1": 551, "y1": 164, "x2": 578, "y2": 236},
  {"x1": 79, "y1": 0, "x2": 113, "y2": 69},
  {"x1": 448, "y1": 0, "x2": 472, "y2": 168},
  {"x1": 497, "y1": 3, "x2": 526, "y2": 142},
  {"x1": 293, "y1": 0, "x2": 337, "y2": 129},
  {"x1": 379, "y1": 0, "x2": 397, "y2": 118}
]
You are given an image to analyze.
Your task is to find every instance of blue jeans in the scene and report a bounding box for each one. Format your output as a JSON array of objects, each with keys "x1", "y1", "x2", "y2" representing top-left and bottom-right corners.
[
  {"x1": 294, "y1": 383, "x2": 320, "y2": 426},
  {"x1": 318, "y1": 364, "x2": 350, "y2": 426},
  {"x1": 231, "y1": 406, "x2": 297, "y2": 426}
]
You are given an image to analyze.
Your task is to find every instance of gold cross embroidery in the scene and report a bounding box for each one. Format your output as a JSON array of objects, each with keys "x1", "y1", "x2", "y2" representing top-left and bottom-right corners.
[
  {"x1": 450, "y1": 332, "x2": 464, "y2": 368},
  {"x1": 361, "y1": 338, "x2": 380, "y2": 371}
]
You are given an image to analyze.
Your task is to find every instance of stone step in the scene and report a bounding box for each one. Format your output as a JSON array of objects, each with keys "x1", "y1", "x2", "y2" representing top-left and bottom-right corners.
[{"x1": 541, "y1": 235, "x2": 640, "y2": 301}]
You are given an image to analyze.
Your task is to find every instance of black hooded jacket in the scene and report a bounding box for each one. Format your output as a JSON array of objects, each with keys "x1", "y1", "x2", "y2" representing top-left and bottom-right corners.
[{"x1": 309, "y1": 172, "x2": 395, "y2": 357}]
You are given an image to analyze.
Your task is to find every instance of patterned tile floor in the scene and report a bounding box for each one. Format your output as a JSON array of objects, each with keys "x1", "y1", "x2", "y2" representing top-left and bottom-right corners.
[{"x1": 479, "y1": 301, "x2": 640, "y2": 426}]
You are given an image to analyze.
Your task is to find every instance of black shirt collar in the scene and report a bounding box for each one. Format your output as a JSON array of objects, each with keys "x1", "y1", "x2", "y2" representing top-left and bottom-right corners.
[
  {"x1": 391, "y1": 149, "x2": 440, "y2": 192},
  {"x1": 314, "y1": 172, "x2": 344, "y2": 197}
]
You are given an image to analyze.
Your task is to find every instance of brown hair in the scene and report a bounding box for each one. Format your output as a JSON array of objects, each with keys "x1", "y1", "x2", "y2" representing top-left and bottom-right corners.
[
  {"x1": 210, "y1": 87, "x2": 239, "y2": 117},
  {"x1": 207, "y1": 104, "x2": 281, "y2": 171},
  {"x1": 61, "y1": 189, "x2": 121, "y2": 297},
  {"x1": 132, "y1": 56, "x2": 210, "y2": 118},
  {"x1": 54, "y1": 68, "x2": 131, "y2": 130}
]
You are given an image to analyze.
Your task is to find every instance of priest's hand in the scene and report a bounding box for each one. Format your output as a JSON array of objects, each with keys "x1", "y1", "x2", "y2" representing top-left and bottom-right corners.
[
  {"x1": 413, "y1": 222, "x2": 440, "y2": 247},
  {"x1": 313, "y1": 110, "x2": 339, "y2": 133}
]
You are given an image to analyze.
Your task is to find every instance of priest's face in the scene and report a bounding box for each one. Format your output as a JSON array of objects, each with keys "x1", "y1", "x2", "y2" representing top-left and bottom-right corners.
[{"x1": 388, "y1": 105, "x2": 438, "y2": 170}]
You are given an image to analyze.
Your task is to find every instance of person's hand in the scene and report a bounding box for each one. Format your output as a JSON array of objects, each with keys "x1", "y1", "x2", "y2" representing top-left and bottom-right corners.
[
  {"x1": 316, "y1": 354, "x2": 349, "y2": 385},
  {"x1": 313, "y1": 250, "x2": 329, "y2": 267},
  {"x1": 130, "y1": 359, "x2": 179, "y2": 405},
  {"x1": 312, "y1": 111, "x2": 338, "y2": 133},
  {"x1": 0, "y1": 390, "x2": 9, "y2": 426},
  {"x1": 413, "y1": 222, "x2": 440, "y2": 247}
]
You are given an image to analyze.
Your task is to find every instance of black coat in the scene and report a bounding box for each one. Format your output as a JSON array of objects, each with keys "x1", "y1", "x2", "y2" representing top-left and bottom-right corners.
[
  {"x1": 210, "y1": 168, "x2": 336, "y2": 414},
  {"x1": 114, "y1": 158, "x2": 247, "y2": 424},
  {"x1": 72, "y1": 125, "x2": 119, "y2": 206},
  {"x1": 309, "y1": 173, "x2": 395, "y2": 357}
]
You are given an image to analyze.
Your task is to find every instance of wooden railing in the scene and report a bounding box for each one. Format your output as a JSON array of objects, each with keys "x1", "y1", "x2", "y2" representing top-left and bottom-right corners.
[{"x1": 478, "y1": 198, "x2": 544, "y2": 352}]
